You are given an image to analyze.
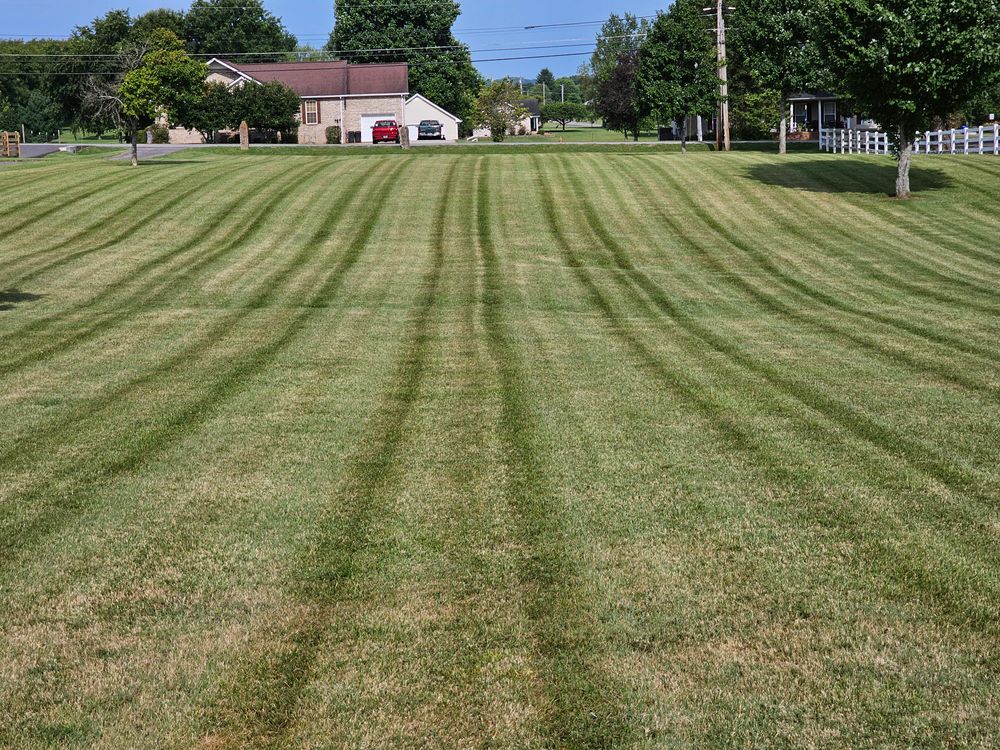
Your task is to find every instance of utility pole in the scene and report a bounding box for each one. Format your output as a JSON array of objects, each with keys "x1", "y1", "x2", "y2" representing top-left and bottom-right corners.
[
  {"x1": 561, "y1": 83, "x2": 565, "y2": 103},
  {"x1": 542, "y1": 82, "x2": 546, "y2": 106},
  {"x1": 715, "y1": 0, "x2": 731, "y2": 151}
]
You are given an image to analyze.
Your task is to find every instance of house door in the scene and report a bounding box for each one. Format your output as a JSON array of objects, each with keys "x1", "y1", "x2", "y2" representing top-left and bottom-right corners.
[{"x1": 360, "y1": 113, "x2": 394, "y2": 143}]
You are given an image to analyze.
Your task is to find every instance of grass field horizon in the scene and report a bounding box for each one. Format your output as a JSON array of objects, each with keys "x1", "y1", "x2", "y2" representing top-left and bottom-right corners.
[{"x1": 1, "y1": 148, "x2": 998, "y2": 748}]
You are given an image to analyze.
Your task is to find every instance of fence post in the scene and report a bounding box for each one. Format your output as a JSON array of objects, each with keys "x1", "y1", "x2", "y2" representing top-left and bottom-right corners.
[
  {"x1": 840, "y1": 128, "x2": 846, "y2": 154},
  {"x1": 994, "y1": 123, "x2": 999, "y2": 156},
  {"x1": 964, "y1": 128, "x2": 969, "y2": 154},
  {"x1": 936, "y1": 129, "x2": 942, "y2": 154},
  {"x1": 978, "y1": 125, "x2": 984, "y2": 155}
]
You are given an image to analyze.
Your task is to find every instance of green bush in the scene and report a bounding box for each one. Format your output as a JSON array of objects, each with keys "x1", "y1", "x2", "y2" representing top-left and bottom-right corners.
[
  {"x1": 325, "y1": 125, "x2": 342, "y2": 144},
  {"x1": 149, "y1": 125, "x2": 171, "y2": 144}
]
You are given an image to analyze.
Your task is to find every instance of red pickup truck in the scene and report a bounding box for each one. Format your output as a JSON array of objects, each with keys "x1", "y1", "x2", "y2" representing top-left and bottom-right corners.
[{"x1": 371, "y1": 120, "x2": 400, "y2": 144}]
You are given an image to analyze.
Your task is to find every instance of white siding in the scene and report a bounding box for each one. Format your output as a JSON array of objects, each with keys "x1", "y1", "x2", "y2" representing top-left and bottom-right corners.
[{"x1": 404, "y1": 95, "x2": 460, "y2": 142}]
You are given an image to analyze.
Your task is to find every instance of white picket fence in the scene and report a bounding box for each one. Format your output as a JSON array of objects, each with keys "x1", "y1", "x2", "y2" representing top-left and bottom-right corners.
[{"x1": 819, "y1": 125, "x2": 1000, "y2": 155}]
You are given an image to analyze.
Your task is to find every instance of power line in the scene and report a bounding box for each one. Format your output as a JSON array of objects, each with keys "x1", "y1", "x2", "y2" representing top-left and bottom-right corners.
[
  {"x1": 0, "y1": 13, "x2": 660, "y2": 41},
  {"x1": 0, "y1": 34, "x2": 646, "y2": 59},
  {"x1": 0, "y1": 49, "x2": 597, "y2": 76}
]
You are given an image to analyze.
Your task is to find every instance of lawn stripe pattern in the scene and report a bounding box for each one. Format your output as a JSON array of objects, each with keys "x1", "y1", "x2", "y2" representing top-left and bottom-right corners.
[{"x1": 1, "y1": 149, "x2": 997, "y2": 749}]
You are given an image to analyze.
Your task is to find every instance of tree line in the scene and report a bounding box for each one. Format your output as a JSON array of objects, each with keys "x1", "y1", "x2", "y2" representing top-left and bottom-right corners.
[{"x1": 580, "y1": 0, "x2": 999, "y2": 195}]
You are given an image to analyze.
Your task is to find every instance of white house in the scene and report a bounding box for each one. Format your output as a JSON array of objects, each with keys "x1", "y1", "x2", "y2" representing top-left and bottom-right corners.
[
  {"x1": 472, "y1": 98, "x2": 542, "y2": 140},
  {"x1": 404, "y1": 93, "x2": 462, "y2": 142}
]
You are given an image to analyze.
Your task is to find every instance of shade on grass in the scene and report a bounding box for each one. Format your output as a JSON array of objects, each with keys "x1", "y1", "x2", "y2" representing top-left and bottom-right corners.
[{"x1": 0, "y1": 148, "x2": 998, "y2": 749}]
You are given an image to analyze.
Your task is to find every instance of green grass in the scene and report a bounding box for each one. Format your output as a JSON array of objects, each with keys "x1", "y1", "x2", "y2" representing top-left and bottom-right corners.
[
  {"x1": 526, "y1": 125, "x2": 660, "y2": 142},
  {"x1": 1, "y1": 149, "x2": 998, "y2": 749}
]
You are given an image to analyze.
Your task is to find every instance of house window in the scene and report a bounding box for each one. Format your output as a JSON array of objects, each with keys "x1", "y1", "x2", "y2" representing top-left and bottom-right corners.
[
  {"x1": 304, "y1": 100, "x2": 319, "y2": 125},
  {"x1": 822, "y1": 101, "x2": 838, "y2": 125}
]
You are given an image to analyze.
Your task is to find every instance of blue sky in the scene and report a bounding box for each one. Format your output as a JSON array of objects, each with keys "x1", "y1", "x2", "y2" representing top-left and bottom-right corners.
[{"x1": 3, "y1": 0, "x2": 667, "y2": 78}]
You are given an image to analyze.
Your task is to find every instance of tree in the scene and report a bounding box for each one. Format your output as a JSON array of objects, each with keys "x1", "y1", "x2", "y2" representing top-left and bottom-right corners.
[
  {"x1": 540, "y1": 101, "x2": 589, "y2": 130},
  {"x1": 473, "y1": 79, "x2": 528, "y2": 142},
  {"x1": 730, "y1": 0, "x2": 826, "y2": 153},
  {"x1": 176, "y1": 81, "x2": 233, "y2": 142},
  {"x1": 536, "y1": 68, "x2": 556, "y2": 90},
  {"x1": 85, "y1": 30, "x2": 206, "y2": 166},
  {"x1": 638, "y1": 0, "x2": 718, "y2": 152},
  {"x1": 813, "y1": 0, "x2": 1000, "y2": 197},
  {"x1": 327, "y1": 0, "x2": 482, "y2": 125},
  {"x1": 595, "y1": 50, "x2": 647, "y2": 141},
  {"x1": 591, "y1": 14, "x2": 651, "y2": 140},
  {"x1": 962, "y1": 80, "x2": 1000, "y2": 125},
  {"x1": 133, "y1": 8, "x2": 188, "y2": 42},
  {"x1": 231, "y1": 80, "x2": 301, "y2": 140},
  {"x1": 554, "y1": 77, "x2": 583, "y2": 104},
  {"x1": 532, "y1": 67, "x2": 556, "y2": 99},
  {"x1": 185, "y1": 0, "x2": 296, "y2": 60}
]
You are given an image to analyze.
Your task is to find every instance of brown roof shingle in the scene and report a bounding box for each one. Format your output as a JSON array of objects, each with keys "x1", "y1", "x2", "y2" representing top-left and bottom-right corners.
[{"x1": 218, "y1": 59, "x2": 408, "y2": 98}]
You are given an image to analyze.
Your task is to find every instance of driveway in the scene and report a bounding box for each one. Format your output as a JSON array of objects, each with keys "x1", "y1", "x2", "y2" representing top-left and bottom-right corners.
[
  {"x1": 17, "y1": 144, "x2": 63, "y2": 158},
  {"x1": 109, "y1": 144, "x2": 193, "y2": 160}
]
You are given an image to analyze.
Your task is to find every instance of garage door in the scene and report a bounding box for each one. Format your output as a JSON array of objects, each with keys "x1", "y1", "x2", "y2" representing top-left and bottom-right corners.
[{"x1": 360, "y1": 113, "x2": 395, "y2": 143}]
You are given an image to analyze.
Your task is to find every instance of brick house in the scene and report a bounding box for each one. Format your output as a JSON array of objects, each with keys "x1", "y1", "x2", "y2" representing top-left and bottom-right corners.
[{"x1": 169, "y1": 58, "x2": 409, "y2": 145}]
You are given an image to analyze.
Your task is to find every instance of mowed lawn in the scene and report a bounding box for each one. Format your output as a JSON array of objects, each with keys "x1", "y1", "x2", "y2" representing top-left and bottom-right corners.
[{"x1": 0, "y1": 148, "x2": 998, "y2": 749}]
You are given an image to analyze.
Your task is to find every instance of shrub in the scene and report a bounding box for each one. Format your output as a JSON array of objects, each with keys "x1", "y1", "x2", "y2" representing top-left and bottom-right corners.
[
  {"x1": 325, "y1": 125, "x2": 341, "y2": 144},
  {"x1": 149, "y1": 125, "x2": 171, "y2": 143}
]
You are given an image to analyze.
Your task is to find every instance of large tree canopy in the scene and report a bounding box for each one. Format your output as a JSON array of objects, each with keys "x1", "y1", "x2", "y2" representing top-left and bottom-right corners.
[
  {"x1": 730, "y1": 0, "x2": 827, "y2": 153},
  {"x1": 813, "y1": 0, "x2": 1000, "y2": 196},
  {"x1": 327, "y1": 0, "x2": 482, "y2": 125},
  {"x1": 84, "y1": 30, "x2": 206, "y2": 165},
  {"x1": 591, "y1": 14, "x2": 651, "y2": 140},
  {"x1": 638, "y1": 0, "x2": 718, "y2": 152},
  {"x1": 184, "y1": 0, "x2": 296, "y2": 59}
]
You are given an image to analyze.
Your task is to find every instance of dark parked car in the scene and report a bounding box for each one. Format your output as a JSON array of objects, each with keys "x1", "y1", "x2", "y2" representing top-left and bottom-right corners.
[
  {"x1": 418, "y1": 120, "x2": 444, "y2": 140},
  {"x1": 371, "y1": 120, "x2": 400, "y2": 144}
]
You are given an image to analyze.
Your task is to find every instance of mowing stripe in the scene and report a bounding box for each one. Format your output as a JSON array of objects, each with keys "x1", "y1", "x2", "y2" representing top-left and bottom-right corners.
[
  {"x1": 196, "y1": 159, "x2": 460, "y2": 749},
  {"x1": 0, "y1": 159, "x2": 409, "y2": 570},
  {"x1": 0, "y1": 166, "x2": 148, "y2": 242},
  {"x1": 554, "y1": 155, "x2": 997, "y2": 506},
  {"x1": 598, "y1": 156, "x2": 1000, "y2": 398},
  {"x1": 747, "y1": 158, "x2": 1000, "y2": 298},
  {"x1": 533, "y1": 155, "x2": 998, "y2": 635},
  {"x1": 568, "y1": 156, "x2": 988, "y2": 544},
  {"x1": 4, "y1": 160, "x2": 236, "y2": 285},
  {"x1": 794, "y1": 159, "x2": 1000, "y2": 271},
  {"x1": 0, "y1": 159, "x2": 326, "y2": 377},
  {"x1": 474, "y1": 157, "x2": 640, "y2": 749},
  {"x1": 0, "y1": 160, "x2": 404, "y2": 635},
  {"x1": 652, "y1": 158, "x2": 1000, "y2": 368},
  {"x1": 726, "y1": 157, "x2": 1000, "y2": 312}
]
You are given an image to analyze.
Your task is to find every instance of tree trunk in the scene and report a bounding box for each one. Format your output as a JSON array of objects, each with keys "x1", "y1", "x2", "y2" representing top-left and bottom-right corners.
[
  {"x1": 778, "y1": 96, "x2": 787, "y2": 155},
  {"x1": 679, "y1": 119, "x2": 687, "y2": 154},
  {"x1": 895, "y1": 127, "x2": 913, "y2": 199},
  {"x1": 130, "y1": 127, "x2": 138, "y2": 167}
]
